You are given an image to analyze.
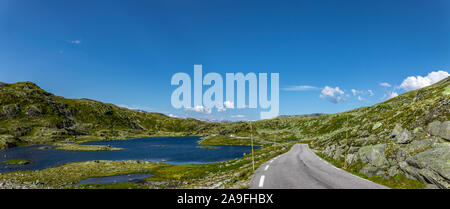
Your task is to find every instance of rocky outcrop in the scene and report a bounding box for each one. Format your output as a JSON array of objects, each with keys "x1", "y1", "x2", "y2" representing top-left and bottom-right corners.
[
  {"x1": 428, "y1": 121, "x2": 450, "y2": 141},
  {"x1": 25, "y1": 105, "x2": 41, "y2": 117},
  {"x1": 2, "y1": 104, "x2": 20, "y2": 119},
  {"x1": 399, "y1": 147, "x2": 450, "y2": 189},
  {"x1": 391, "y1": 123, "x2": 403, "y2": 138},
  {"x1": 0, "y1": 135, "x2": 17, "y2": 150}
]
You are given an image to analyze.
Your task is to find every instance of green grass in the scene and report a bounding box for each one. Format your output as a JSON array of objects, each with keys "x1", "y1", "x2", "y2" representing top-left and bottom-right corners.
[
  {"x1": 198, "y1": 135, "x2": 263, "y2": 146},
  {"x1": 1, "y1": 159, "x2": 31, "y2": 165},
  {"x1": 0, "y1": 160, "x2": 167, "y2": 188},
  {"x1": 443, "y1": 85, "x2": 450, "y2": 96},
  {"x1": 196, "y1": 146, "x2": 219, "y2": 149},
  {"x1": 53, "y1": 143, "x2": 123, "y2": 151}
]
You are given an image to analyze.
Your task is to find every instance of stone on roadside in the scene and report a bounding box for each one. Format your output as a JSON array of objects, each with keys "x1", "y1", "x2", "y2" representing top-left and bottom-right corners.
[
  {"x1": 345, "y1": 153, "x2": 357, "y2": 165},
  {"x1": 360, "y1": 165, "x2": 384, "y2": 177},
  {"x1": 388, "y1": 166, "x2": 400, "y2": 177},
  {"x1": 357, "y1": 144, "x2": 388, "y2": 168}
]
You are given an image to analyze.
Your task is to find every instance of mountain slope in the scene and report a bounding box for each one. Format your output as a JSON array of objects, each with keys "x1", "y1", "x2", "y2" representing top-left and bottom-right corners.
[{"x1": 0, "y1": 82, "x2": 213, "y2": 148}]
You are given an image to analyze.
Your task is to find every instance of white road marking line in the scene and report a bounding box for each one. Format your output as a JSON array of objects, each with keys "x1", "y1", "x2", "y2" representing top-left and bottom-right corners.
[
  {"x1": 270, "y1": 160, "x2": 274, "y2": 163},
  {"x1": 264, "y1": 165, "x2": 270, "y2": 171},
  {"x1": 258, "y1": 175, "x2": 265, "y2": 187}
]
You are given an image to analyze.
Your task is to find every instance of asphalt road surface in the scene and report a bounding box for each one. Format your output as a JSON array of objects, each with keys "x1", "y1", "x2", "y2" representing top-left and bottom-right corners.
[{"x1": 249, "y1": 144, "x2": 388, "y2": 189}]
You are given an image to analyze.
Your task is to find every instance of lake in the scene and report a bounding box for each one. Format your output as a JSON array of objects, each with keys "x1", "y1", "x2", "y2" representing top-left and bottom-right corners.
[{"x1": 0, "y1": 137, "x2": 258, "y2": 174}]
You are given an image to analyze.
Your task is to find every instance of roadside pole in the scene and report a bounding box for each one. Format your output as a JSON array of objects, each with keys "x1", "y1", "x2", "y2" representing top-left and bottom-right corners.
[
  {"x1": 344, "y1": 115, "x2": 349, "y2": 169},
  {"x1": 251, "y1": 121, "x2": 255, "y2": 171}
]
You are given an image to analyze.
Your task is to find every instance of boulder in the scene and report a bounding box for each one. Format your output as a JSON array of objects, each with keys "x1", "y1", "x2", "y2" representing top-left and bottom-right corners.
[
  {"x1": 357, "y1": 144, "x2": 388, "y2": 167},
  {"x1": 428, "y1": 121, "x2": 441, "y2": 136},
  {"x1": 372, "y1": 122, "x2": 382, "y2": 131},
  {"x1": 360, "y1": 165, "x2": 384, "y2": 177},
  {"x1": 402, "y1": 147, "x2": 450, "y2": 189},
  {"x1": 428, "y1": 121, "x2": 449, "y2": 140},
  {"x1": 332, "y1": 147, "x2": 344, "y2": 161},
  {"x1": 439, "y1": 121, "x2": 450, "y2": 140},
  {"x1": 391, "y1": 123, "x2": 403, "y2": 137},
  {"x1": 397, "y1": 130, "x2": 412, "y2": 144},
  {"x1": 323, "y1": 145, "x2": 334, "y2": 158},
  {"x1": 345, "y1": 153, "x2": 357, "y2": 165}
]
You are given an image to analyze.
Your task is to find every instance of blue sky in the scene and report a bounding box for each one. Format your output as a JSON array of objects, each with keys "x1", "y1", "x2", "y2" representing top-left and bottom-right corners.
[{"x1": 0, "y1": 0, "x2": 449, "y2": 121}]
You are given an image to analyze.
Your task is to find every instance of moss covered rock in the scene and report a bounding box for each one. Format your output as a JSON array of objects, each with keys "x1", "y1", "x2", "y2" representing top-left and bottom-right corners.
[
  {"x1": 357, "y1": 144, "x2": 388, "y2": 168},
  {"x1": 428, "y1": 121, "x2": 450, "y2": 140},
  {"x1": 397, "y1": 130, "x2": 412, "y2": 144},
  {"x1": 403, "y1": 147, "x2": 450, "y2": 189}
]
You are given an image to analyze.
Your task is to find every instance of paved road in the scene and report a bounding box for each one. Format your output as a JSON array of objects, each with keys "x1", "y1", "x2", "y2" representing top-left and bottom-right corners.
[{"x1": 249, "y1": 144, "x2": 388, "y2": 189}]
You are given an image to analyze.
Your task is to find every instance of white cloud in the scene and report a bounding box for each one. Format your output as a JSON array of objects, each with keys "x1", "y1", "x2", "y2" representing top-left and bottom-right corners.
[
  {"x1": 185, "y1": 105, "x2": 212, "y2": 114},
  {"x1": 379, "y1": 82, "x2": 391, "y2": 87},
  {"x1": 387, "y1": 92, "x2": 399, "y2": 99},
  {"x1": 320, "y1": 86, "x2": 346, "y2": 103},
  {"x1": 368, "y1": 90, "x2": 374, "y2": 96},
  {"x1": 399, "y1": 70, "x2": 449, "y2": 91},
  {"x1": 282, "y1": 85, "x2": 320, "y2": 91},
  {"x1": 117, "y1": 104, "x2": 152, "y2": 112},
  {"x1": 230, "y1": 115, "x2": 246, "y2": 118},
  {"x1": 168, "y1": 114, "x2": 179, "y2": 118},
  {"x1": 357, "y1": 96, "x2": 364, "y2": 101},
  {"x1": 224, "y1": 101, "x2": 234, "y2": 109},
  {"x1": 351, "y1": 89, "x2": 364, "y2": 96},
  {"x1": 381, "y1": 91, "x2": 399, "y2": 101},
  {"x1": 68, "y1": 40, "x2": 81, "y2": 45}
]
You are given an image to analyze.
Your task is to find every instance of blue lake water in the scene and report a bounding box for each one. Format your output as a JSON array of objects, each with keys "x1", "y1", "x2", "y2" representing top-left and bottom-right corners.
[{"x1": 0, "y1": 137, "x2": 258, "y2": 174}]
